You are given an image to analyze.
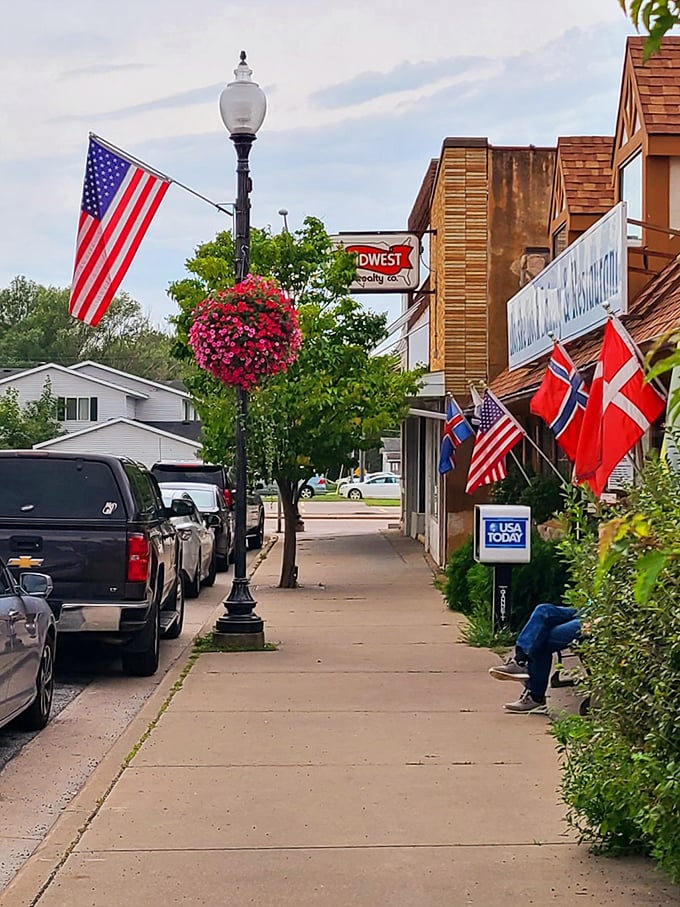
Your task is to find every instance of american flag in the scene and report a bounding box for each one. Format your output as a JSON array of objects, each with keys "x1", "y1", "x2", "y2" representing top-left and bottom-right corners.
[
  {"x1": 465, "y1": 390, "x2": 525, "y2": 494},
  {"x1": 69, "y1": 136, "x2": 170, "y2": 326}
]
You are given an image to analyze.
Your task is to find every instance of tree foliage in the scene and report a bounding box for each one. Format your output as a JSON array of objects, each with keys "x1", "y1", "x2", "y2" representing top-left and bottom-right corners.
[
  {"x1": 169, "y1": 217, "x2": 424, "y2": 587},
  {"x1": 0, "y1": 276, "x2": 181, "y2": 381},
  {"x1": 0, "y1": 379, "x2": 63, "y2": 449},
  {"x1": 620, "y1": 1, "x2": 680, "y2": 57}
]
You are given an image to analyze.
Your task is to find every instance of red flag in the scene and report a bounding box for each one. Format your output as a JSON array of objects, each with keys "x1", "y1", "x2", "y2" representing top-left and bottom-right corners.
[
  {"x1": 465, "y1": 391, "x2": 525, "y2": 494},
  {"x1": 69, "y1": 136, "x2": 170, "y2": 326},
  {"x1": 574, "y1": 318, "x2": 665, "y2": 496},
  {"x1": 530, "y1": 342, "x2": 589, "y2": 462}
]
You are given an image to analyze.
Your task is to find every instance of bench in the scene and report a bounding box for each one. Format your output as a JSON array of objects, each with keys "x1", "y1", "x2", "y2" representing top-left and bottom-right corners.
[{"x1": 551, "y1": 648, "x2": 591, "y2": 715}]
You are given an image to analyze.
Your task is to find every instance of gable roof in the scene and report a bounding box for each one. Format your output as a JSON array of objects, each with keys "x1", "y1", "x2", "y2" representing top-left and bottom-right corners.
[
  {"x1": 0, "y1": 363, "x2": 148, "y2": 399},
  {"x1": 490, "y1": 252, "x2": 680, "y2": 402},
  {"x1": 33, "y1": 418, "x2": 200, "y2": 448},
  {"x1": 553, "y1": 136, "x2": 615, "y2": 217},
  {"x1": 70, "y1": 361, "x2": 190, "y2": 398},
  {"x1": 628, "y1": 35, "x2": 680, "y2": 135}
]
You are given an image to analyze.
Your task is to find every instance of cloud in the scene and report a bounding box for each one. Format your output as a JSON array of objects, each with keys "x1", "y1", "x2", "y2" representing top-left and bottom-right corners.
[
  {"x1": 311, "y1": 55, "x2": 489, "y2": 108},
  {"x1": 51, "y1": 83, "x2": 226, "y2": 124},
  {"x1": 59, "y1": 62, "x2": 154, "y2": 80}
]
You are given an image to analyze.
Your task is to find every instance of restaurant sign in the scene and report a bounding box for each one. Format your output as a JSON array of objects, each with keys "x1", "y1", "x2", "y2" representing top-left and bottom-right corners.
[
  {"x1": 507, "y1": 203, "x2": 627, "y2": 370},
  {"x1": 332, "y1": 232, "x2": 420, "y2": 293}
]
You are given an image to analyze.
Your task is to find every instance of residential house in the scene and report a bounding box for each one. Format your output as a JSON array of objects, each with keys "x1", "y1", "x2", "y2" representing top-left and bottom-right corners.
[{"x1": 0, "y1": 361, "x2": 201, "y2": 467}]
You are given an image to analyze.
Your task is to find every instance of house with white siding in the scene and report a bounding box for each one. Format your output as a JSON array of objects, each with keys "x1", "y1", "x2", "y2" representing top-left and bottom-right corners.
[{"x1": 0, "y1": 361, "x2": 203, "y2": 467}]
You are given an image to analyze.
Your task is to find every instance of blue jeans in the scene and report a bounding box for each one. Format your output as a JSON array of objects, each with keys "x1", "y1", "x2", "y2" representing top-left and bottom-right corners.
[{"x1": 516, "y1": 604, "x2": 581, "y2": 702}]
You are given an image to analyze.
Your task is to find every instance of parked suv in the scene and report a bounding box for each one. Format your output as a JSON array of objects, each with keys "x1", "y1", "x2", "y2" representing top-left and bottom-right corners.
[
  {"x1": 151, "y1": 460, "x2": 265, "y2": 551},
  {"x1": 0, "y1": 451, "x2": 184, "y2": 677}
]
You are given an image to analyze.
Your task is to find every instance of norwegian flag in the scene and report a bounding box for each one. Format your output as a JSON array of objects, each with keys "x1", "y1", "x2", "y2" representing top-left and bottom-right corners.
[
  {"x1": 465, "y1": 390, "x2": 525, "y2": 494},
  {"x1": 439, "y1": 397, "x2": 473, "y2": 474},
  {"x1": 530, "y1": 342, "x2": 589, "y2": 462},
  {"x1": 69, "y1": 136, "x2": 170, "y2": 326}
]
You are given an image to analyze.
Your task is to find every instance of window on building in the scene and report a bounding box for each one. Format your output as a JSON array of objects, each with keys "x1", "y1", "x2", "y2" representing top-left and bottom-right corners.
[
  {"x1": 182, "y1": 399, "x2": 197, "y2": 421},
  {"x1": 57, "y1": 396, "x2": 98, "y2": 421},
  {"x1": 620, "y1": 151, "x2": 642, "y2": 243},
  {"x1": 552, "y1": 225, "x2": 567, "y2": 259}
]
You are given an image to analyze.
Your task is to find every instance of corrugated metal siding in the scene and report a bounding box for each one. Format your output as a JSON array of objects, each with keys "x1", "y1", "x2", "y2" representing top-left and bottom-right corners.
[
  {"x1": 37, "y1": 424, "x2": 200, "y2": 468},
  {"x1": 76, "y1": 364, "x2": 187, "y2": 420}
]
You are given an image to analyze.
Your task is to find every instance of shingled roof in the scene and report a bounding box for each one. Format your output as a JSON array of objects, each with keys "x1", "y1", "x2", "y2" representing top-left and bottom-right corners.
[
  {"x1": 490, "y1": 253, "x2": 680, "y2": 402},
  {"x1": 556, "y1": 136, "x2": 615, "y2": 214},
  {"x1": 628, "y1": 35, "x2": 680, "y2": 134}
]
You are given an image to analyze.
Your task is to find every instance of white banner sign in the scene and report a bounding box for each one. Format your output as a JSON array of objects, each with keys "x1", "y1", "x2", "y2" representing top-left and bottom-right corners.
[
  {"x1": 332, "y1": 232, "x2": 420, "y2": 293},
  {"x1": 507, "y1": 203, "x2": 628, "y2": 370}
]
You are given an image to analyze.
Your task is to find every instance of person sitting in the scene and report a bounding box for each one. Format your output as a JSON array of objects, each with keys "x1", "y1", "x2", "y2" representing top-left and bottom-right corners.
[{"x1": 488, "y1": 603, "x2": 582, "y2": 714}]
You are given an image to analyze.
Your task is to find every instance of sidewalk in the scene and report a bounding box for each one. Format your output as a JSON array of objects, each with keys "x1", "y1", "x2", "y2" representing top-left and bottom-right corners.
[{"x1": 4, "y1": 526, "x2": 676, "y2": 906}]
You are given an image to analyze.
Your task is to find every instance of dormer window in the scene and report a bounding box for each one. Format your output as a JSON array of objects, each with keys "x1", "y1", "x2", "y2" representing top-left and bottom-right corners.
[
  {"x1": 620, "y1": 151, "x2": 642, "y2": 243},
  {"x1": 182, "y1": 399, "x2": 197, "y2": 421}
]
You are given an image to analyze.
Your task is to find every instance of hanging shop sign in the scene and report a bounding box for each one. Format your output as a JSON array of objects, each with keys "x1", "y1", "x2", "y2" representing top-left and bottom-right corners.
[
  {"x1": 507, "y1": 203, "x2": 628, "y2": 370},
  {"x1": 332, "y1": 232, "x2": 420, "y2": 292}
]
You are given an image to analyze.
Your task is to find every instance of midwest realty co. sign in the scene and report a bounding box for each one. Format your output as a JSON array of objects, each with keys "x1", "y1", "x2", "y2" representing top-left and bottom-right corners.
[
  {"x1": 507, "y1": 203, "x2": 628, "y2": 370},
  {"x1": 332, "y1": 232, "x2": 420, "y2": 292}
]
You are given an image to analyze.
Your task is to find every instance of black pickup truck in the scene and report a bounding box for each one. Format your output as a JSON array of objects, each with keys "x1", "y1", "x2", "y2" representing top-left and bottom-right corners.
[{"x1": 0, "y1": 451, "x2": 185, "y2": 676}]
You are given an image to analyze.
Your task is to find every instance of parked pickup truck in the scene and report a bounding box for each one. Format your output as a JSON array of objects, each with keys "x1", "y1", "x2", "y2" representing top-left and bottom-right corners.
[{"x1": 0, "y1": 451, "x2": 186, "y2": 677}]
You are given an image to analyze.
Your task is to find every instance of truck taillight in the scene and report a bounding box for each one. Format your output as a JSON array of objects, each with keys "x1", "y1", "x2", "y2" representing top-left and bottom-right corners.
[
  {"x1": 127, "y1": 534, "x2": 150, "y2": 582},
  {"x1": 223, "y1": 488, "x2": 233, "y2": 509}
]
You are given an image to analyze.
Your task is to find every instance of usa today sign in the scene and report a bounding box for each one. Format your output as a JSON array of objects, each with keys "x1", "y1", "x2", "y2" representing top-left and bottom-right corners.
[
  {"x1": 474, "y1": 505, "x2": 532, "y2": 564},
  {"x1": 507, "y1": 203, "x2": 627, "y2": 370}
]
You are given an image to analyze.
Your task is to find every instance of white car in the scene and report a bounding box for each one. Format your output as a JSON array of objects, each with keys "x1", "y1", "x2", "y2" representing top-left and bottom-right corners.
[
  {"x1": 160, "y1": 488, "x2": 217, "y2": 597},
  {"x1": 340, "y1": 474, "x2": 401, "y2": 500}
]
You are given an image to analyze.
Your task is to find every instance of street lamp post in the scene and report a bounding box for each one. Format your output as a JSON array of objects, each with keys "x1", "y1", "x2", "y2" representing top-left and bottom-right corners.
[{"x1": 214, "y1": 51, "x2": 267, "y2": 647}]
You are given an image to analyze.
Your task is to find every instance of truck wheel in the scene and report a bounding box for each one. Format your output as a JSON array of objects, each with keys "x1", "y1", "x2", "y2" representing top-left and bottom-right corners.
[
  {"x1": 15, "y1": 634, "x2": 55, "y2": 731},
  {"x1": 122, "y1": 598, "x2": 160, "y2": 677},
  {"x1": 247, "y1": 515, "x2": 264, "y2": 550},
  {"x1": 163, "y1": 573, "x2": 185, "y2": 640}
]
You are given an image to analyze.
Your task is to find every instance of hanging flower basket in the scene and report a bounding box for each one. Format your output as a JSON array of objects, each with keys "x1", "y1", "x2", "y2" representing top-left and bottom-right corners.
[{"x1": 188, "y1": 275, "x2": 302, "y2": 390}]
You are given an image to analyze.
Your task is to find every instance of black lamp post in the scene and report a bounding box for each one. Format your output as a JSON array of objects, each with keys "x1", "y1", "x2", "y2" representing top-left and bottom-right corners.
[{"x1": 214, "y1": 51, "x2": 266, "y2": 647}]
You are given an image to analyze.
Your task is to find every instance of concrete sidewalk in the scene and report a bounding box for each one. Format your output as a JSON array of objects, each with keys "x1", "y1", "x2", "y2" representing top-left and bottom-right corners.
[{"x1": 4, "y1": 526, "x2": 676, "y2": 905}]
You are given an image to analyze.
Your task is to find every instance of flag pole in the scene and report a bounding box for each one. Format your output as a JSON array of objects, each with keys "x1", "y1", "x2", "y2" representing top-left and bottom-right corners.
[
  {"x1": 90, "y1": 133, "x2": 234, "y2": 217},
  {"x1": 509, "y1": 449, "x2": 532, "y2": 486}
]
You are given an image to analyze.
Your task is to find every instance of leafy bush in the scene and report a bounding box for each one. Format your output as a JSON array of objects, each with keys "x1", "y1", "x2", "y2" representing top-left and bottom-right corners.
[
  {"x1": 553, "y1": 459, "x2": 680, "y2": 882},
  {"x1": 492, "y1": 464, "x2": 566, "y2": 524},
  {"x1": 442, "y1": 531, "x2": 568, "y2": 636}
]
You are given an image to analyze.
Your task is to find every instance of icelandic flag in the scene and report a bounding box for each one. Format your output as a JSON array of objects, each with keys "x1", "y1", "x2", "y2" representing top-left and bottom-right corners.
[{"x1": 439, "y1": 397, "x2": 474, "y2": 474}]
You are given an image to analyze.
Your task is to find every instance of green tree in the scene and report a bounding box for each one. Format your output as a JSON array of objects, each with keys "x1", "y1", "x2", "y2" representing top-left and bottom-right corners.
[
  {"x1": 619, "y1": 1, "x2": 680, "y2": 56},
  {"x1": 0, "y1": 379, "x2": 63, "y2": 448},
  {"x1": 0, "y1": 276, "x2": 181, "y2": 382},
  {"x1": 169, "y1": 217, "x2": 423, "y2": 587}
]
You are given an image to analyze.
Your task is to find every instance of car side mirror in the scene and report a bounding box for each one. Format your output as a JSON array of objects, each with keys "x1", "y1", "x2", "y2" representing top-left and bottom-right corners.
[
  {"x1": 205, "y1": 513, "x2": 221, "y2": 528},
  {"x1": 20, "y1": 572, "x2": 54, "y2": 598},
  {"x1": 168, "y1": 500, "x2": 194, "y2": 517}
]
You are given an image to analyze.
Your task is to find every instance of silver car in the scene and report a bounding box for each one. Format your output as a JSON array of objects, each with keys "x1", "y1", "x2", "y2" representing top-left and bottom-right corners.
[
  {"x1": 1, "y1": 559, "x2": 56, "y2": 731},
  {"x1": 160, "y1": 489, "x2": 217, "y2": 596}
]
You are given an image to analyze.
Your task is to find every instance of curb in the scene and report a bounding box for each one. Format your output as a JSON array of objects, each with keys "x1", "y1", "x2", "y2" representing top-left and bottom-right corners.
[{"x1": 0, "y1": 537, "x2": 278, "y2": 907}]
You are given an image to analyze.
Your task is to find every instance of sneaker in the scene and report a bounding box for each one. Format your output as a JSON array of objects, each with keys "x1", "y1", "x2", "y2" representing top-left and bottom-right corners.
[
  {"x1": 504, "y1": 687, "x2": 547, "y2": 714},
  {"x1": 488, "y1": 657, "x2": 529, "y2": 683}
]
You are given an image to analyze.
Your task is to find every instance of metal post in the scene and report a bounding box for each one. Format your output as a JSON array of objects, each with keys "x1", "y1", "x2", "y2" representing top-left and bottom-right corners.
[
  {"x1": 492, "y1": 564, "x2": 512, "y2": 632},
  {"x1": 214, "y1": 133, "x2": 264, "y2": 642}
]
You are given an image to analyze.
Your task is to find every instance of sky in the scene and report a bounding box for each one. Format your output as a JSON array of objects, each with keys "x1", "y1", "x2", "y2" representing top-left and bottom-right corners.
[{"x1": 0, "y1": 0, "x2": 636, "y2": 331}]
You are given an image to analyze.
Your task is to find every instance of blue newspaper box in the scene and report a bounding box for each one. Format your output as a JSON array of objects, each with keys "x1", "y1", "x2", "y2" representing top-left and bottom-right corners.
[{"x1": 474, "y1": 505, "x2": 531, "y2": 629}]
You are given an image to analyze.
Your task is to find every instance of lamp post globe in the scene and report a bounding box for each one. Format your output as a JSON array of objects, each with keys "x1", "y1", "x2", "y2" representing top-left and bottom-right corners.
[{"x1": 213, "y1": 51, "x2": 266, "y2": 648}]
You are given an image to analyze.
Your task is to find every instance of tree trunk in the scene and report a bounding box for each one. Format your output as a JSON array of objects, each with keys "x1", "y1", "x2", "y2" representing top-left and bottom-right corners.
[{"x1": 278, "y1": 480, "x2": 299, "y2": 588}]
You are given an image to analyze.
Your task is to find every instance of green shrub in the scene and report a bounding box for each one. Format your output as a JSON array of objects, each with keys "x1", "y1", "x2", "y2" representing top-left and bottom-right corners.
[
  {"x1": 442, "y1": 531, "x2": 568, "y2": 633},
  {"x1": 492, "y1": 464, "x2": 566, "y2": 524},
  {"x1": 553, "y1": 459, "x2": 680, "y2": 883}
]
